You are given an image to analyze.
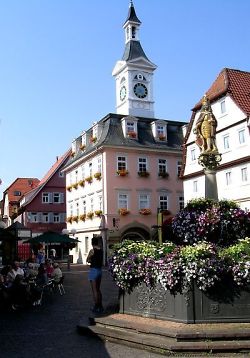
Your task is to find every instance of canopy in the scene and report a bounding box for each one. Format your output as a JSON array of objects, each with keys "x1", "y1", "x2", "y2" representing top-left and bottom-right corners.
[{"x1": 24, "y1": 231, "x2": 80, "y2": 244}]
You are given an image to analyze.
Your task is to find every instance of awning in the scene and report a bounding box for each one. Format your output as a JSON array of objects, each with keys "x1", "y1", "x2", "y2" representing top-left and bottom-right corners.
[{"x1": 24, "y1": 231, "x2": 80, "y2": 244}]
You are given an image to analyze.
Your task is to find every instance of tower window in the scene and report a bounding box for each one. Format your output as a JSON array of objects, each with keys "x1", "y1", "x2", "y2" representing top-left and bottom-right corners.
[{"x1": 132, "y1": 26, "x2": 136, "y2": 38}]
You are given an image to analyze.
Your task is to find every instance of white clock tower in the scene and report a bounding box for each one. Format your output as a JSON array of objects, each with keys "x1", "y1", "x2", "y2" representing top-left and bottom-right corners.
[{"x1": 112, "y1": 1, "x2": 157, "y2": 118}]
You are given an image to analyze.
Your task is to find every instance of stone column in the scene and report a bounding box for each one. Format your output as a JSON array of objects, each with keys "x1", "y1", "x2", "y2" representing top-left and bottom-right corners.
[{"x1": 198, "y1": 153, "x2": 222, "y2": 200}]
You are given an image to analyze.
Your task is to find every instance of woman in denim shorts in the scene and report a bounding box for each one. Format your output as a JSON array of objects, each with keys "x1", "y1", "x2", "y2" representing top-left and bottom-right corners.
[{"x1": 86, "y1": 237, "x2": 103, "y2": 313}]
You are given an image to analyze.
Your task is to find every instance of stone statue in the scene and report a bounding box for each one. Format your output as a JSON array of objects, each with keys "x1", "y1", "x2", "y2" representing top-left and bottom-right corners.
[{"x1": 194, "y1": 95, "x2": 218, "y2": 153}]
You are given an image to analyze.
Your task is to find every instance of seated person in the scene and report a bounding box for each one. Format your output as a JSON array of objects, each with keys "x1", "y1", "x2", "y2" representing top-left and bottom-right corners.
[
  {"x1": 35, "y1": 263, "x2": 48, "y2": 287},
  {"x1": 44, "y1": 259, "x2": 54, "y2": 279},
  {"x1": 8, "y1": 274, "x2": 31, "y2": 309},
  {"x1": 51, "y1": 263, "x2": 62, "y2": 283},
  {"x1": 25, "y1": 263, "x2": 38, "y2": 282}
]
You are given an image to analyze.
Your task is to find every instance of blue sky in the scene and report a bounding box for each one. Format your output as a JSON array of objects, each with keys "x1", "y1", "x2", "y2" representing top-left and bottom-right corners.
[{"x1": 0, "y1": 0, "x2": 249, "y2": 197}]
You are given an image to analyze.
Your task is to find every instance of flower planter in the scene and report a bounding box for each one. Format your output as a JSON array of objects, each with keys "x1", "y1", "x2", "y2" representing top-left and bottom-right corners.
[
  {"x1": 118, "y1": 209, "x2": 129, "y2": 216},
  {"x1": 139, "y1": 209, "x2": 151, "y2": 215},
  {"x1": 120, "y1": 282, "x2": 250, "y2": 323},
  {"x1": 117, "y1": 170, "x2": 129, "y2": 176},
  {"x1": 138, "y1": 171, "x2": 150, "y2": 177},
  {"x1": 94, "y1": 172, "x2": 102, "y2": 180}
]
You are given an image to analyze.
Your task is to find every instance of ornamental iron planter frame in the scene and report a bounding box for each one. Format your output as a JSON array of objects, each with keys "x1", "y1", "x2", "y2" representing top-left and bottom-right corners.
[{"x1": 119, "y1": 282, "x2": 250, "y2": 323}]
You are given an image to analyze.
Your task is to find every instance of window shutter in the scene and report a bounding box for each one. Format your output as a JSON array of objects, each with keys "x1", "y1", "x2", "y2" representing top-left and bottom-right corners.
[{"x1": 60, "y1": 193, "x2": 64, "y2": 203}]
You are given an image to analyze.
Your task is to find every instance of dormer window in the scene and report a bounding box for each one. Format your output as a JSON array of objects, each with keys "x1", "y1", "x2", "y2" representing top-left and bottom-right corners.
[
  {"x1": 81, "y1": 132, "x2": 86, "y2": 150},
  {"x1": 121, "y1": 115, "x2": 138, "y2": 139},
  {"x1": 90, "y1": 122, "x2": 101, "y2": 144},
  {"x1": 151, "y1": 121, "x2": 167, "y2": 141}
]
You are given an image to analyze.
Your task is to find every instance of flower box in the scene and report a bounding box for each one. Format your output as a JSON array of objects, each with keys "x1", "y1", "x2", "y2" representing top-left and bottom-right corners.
[
  {"x1": 78, "y1": 180, "x2": 85, "y2": 187},
  {"x1": 94, "y1": 210, "x2": 103, "y2": 217},
  {"x1": 158, "y1": 172, "x2": 169, "y2": 178},
  {"x1": 120, "y1": 282, "x2": 250, "y2": 323},
  {"x1": 90, "y1": 136, "x2": 97, "y2": 143},
  {"x1": 72, "y1": 183, "x2": 78, "y2": 189},
  {"x1": 71, "y1": 151, "x2": 75, "y2": 157},
  {"x1": 139, "y1": 208, "x2": 151, "y2": 215},
  {"x1": 127, "y1": 131, "x2": 137, "y2": 138},
  {"x1": 79, "y1": 214, "x2": 86, "y2": 221},
  {"x1": 80, "y1": 144, "x2": 86, "y2": 151},
  {"x1": 94, "y1": 172, "x2": 102, "y2": 180},
  {"x1": 72, "y1": 215, "x2": 79, "y2": 222},
  {"x1": 66, "y1": 216, "x2": 73, "y2": 223},
  {"x1": 138, "y1": 171, "x2": 150, "y2": 177},
  {"x1": 66, "y1": 185, "x2": 72, "y2": 192},
  {"x1": 85, "y1": 176, "x2": 93, "y2": 184},
  {"x1": 158, "y1": 135, "x2": 166, "y2": 141},
  {"x1": 118, "y1": 208, "x2": 129, "y2": 216},
  {"x1": 87, "y1": 212, "x2": 94, "y2": 219},
  {"x1": 117, "y1": 169, "x2": 129, "y2": 176}
]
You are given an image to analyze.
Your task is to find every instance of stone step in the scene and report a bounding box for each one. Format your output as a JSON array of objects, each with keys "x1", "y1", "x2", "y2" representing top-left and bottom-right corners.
[{"x1": 77, "y1": 315, "x2": 250, "y2": 355}]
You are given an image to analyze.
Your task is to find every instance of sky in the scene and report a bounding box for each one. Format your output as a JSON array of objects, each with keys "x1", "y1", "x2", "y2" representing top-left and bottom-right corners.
[{"x1": 0, "y1": 0, "x2": 250, "y2": 198}]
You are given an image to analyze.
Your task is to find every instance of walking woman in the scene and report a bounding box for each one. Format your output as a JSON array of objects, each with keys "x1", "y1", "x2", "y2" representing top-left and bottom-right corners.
[{"x1": 86, "y1": 237, "x2": 103, "y2": 313}]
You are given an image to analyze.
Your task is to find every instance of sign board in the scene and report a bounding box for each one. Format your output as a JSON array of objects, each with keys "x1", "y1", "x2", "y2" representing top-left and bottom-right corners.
[{"x1": 17, "y1": 229, "x2": 32, "y2": 238}]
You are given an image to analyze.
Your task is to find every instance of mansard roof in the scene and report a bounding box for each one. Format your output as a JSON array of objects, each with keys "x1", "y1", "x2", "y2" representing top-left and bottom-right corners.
[
  {"x1": 193, "y1": 68, "x2": 250, "y2": 116},
  {"x1": 64, "y1": 113, "x2": 186, "y2": 169}
]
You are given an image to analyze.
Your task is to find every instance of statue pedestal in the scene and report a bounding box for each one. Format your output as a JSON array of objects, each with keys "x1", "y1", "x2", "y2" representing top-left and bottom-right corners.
[{"x1": 198, "y1": 152, "x2": 222, "y2": 200}]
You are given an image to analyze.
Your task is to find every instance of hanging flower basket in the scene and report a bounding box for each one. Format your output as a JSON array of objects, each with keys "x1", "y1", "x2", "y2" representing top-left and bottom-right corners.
[
  {"x1": 78, "y1": 179, "x2": 85, "y2": 187},
  {"x1": 139, "y1": 208, "x2": 151, "y2": 215},
  {"x1": 95, "y1": 210, "x2": 103, "y2": 217},
  {"x1": 117, "y1": 169, "x2": 129, "y2": 176},
  {"x1": 72, "y1": 183, "x2": 78, "y2": 189},
  {"x1": 158, "y1": 172, "x2": 169, "y2": 178},
  {"x1": 94, "y1": 172, "x2": 102, "y2": 180},
  {"x1": 138, "y1": 171, "x2": 150, "y2": 177},
  {"x1": 118, "y1": 208, "x2": 130, "y2": 216},
  {"x1": 87, "y1": 212, "x2": 94, "y2": 219},
  {"x1": 79, "y1": 214, "x2": 86, "y2": 221},
  {"x1": 127, "y1": 131, "x2": 137, "y2": 138},
  {"x1": 66, "y1": 216, "x2": 73, "y2": 223},
  {"x1": 85, "y1": 176, "x2": 93, "y2": 184}
]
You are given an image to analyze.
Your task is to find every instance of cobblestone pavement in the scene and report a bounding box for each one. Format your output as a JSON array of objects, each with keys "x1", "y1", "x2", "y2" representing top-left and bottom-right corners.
[
  {"x1": 0, "y1": 265, "x2": 248, "y2": 358},
  {"x1": 0, "y1": 265, "x2": 163, "y2": 358}
]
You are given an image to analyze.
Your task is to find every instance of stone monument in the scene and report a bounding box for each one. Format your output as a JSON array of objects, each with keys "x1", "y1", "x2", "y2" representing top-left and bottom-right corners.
[{"x1": 193, "y1": 95, "x2": 221, "y2": 199}]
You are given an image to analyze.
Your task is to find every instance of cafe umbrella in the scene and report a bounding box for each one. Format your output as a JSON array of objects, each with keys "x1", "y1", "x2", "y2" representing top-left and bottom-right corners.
[{"x1": 24, "y1": 231, "x2": 79, "y2": 259}]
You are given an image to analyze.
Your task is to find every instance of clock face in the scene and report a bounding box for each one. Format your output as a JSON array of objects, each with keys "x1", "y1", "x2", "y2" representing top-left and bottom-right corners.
[
  {"x1": 133, "y1": 83, "x2": 148, "y2": 99},
  {"x1": 120, "y1": 86, "x2": 127, "y2": 101}
]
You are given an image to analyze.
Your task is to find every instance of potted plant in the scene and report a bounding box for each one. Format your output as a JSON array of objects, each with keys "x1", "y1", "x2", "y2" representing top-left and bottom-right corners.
[
  {"x1": 72, "y1": 182, "x2": 78, "y2": 189},
  {"x1": 158, "y1": 172, "x2": 169, "y2": 178},
  {"x1": 94, "y1": 210, "x2": 103, "y2": 217},
  {"x1": 71, "y1": 151, "x2": 75, "y2": 157},
  {"x1": 66, "y1": 216, "x2": 73, "y2": 223},
  {"x1": 87, "y1": 212, "x2": 94, "y2": 219},
  {"x1": 90, "y1": 136, "x2": 97, "y2": 143},
  {"x1": 78, "y1": 179, "x2": 85, "y2": 187},
  {"x1": 116, "y1": 169, "x2": 129, "y2": 176},
  {"x1": 85, "y1": 176, "x2": 93, "y2": 184},
  {"x1": 138, "y1": 171, "x2": 150, "y2": 177},
  {"x1": 158, "y1": 134, "x2": 166, "y2": 141},
  {"x1": 80, "y1": 144, "x2": 86, "y2": 151},
  {"x1": 66, "y1": 185, "x2": 72, "y2": 192},
  {"x1": 127, "y1": 131, "x2": 137, "y2": 138},
  {"x1": 118, "y1": 208, "x2": 130, "y2": 216},
  {"x1": 79, "y1": 214, "x2": 86, "y2": 221},
  {"x1": 94, "y1": 172, "x2": 102, "y2": 180},
  {"x1": 72, "y1": 215, "x2": 79, "y2": 222},
  {"x1": 139, "y1": 208, "x2": 151, "y2": 215}
]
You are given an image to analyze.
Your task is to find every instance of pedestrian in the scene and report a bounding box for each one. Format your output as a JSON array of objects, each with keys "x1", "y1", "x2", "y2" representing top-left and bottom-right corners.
[{"x1": 86, "y1": 237, "x2": 103, "y2": 314}]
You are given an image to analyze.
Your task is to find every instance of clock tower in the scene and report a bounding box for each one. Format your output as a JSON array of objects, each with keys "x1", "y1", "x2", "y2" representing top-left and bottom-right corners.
[{"x1": 112, "y1": 1, "x2": 157, "y2": 118}]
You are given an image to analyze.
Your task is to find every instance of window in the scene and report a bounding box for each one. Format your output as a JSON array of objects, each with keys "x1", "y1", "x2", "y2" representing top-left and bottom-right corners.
[
  {"x1": 139, "y1": 194, "x2": 150, "y2": 209},
  {"x1": 75, "y1": 170, "x2": 78, "y2": 183},
  {"x1": 90, "y1": 197, "x2": 94, "y2": 212},
  {"x1": 159, "y1": 195, "x2": 168, "y2": 211},
  {"x1": 238, "y1": 129, "x2": 245, "y2": 144},
  {"x1": 225, "y1": 172, "x2": 232, "y2": 186},
  {"x1": 53, "y1": 213, "x2": 60, "y2": 223},
  {"x1": 158, "y1": 159, "x2": 167, "y2": 174},
  {"x1": 220, "y1": 100, "x2": 226, "y2": 114},
  {"x1": 14, "y1": 191, "x2": 21, "y2": 196},
  {"x1": 69, "y1": 204, "x2": 73, "y2": 217},
  {"x1": 117, "y1": 156, "x2": 127, "y2": 171},
  {"x1": 42, "y1": 193, "x2": 50, "y2": 203},
  {"x1": 193, "y1": 181, "x2": 198, "y2": 192},
  {"x1": 179, "y1": 196, "x2": 184, "y2": 211},
  {"x1": 241, "y1": 167, "x2": 248, "y2": 182},
  {"x1": 89, "y1": 162, "x2": 93, "y2": 176},
  {"x1": 98, "y1": 195, "x2": 103, "y2": 211},
  {"x1": 191, "y1": 149, "x2": 196, "y2": 161},
  {"x1": 177, "y1": 161, "x2": 182, "y2": 177},
  {"x1": 42, "y1": 213, "x2": 49, "y2": 223},
  {"x1": 118, "y1": 194, "x2": 128, "y2": 209},
  {"x1": 97, "y1": 156, "x2": 102, "y2": 173},
  {"x1": 157, "y1": 125, "x2": 164, "y2": 136},
  {"x1": 82, "y1": 200, "x2": 86, "y2": 215},
  {"x1": 30, "y1": 213, "x2": 38, "y2": 223},
  {"x1": 59, "y1": 171, "x2": 64, "y2": 178},
  {"x1": 81, "y1": 165, "x2": 85, "y2": 179},
  {"x1": 223, "y1": 135, "x2": 230, "y2": 150},
  {"x1": 53, "y1": 193, "x2": 60, "y2": 203},
  {"x1": 76, "y1": 202, "x2": 79, "y2": 217},
  {"x1": 127, "y1": 121, "x2": 135, "y2": 133},
  {"x1": 138, "y1": 157, "x2": 147, "y2": 172}
]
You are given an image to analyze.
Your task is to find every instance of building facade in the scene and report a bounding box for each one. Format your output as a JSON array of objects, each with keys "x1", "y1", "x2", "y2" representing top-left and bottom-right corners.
[
  {"x1": 182, "y1": 68, "x2": 250, "y2": 210},
  {"x1": 63, "y1": 2, "x2": 186, "y2": 264}
]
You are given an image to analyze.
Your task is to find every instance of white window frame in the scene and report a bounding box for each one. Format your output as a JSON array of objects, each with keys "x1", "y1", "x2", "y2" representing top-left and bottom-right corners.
[
  {"x1": 238, "y1": 128, "x2": 246, "y2": 145},
  {"x1": 158, "y1": 159, "x2": 167, "y2": 174},
  {"x1": 178, "y1": 196, "x2": 185, "y2": 211},
  {"x1": 191, "y1": 148, "x2": 196, "y2": 161},
  {"x1": 193, "y1": 180, "x2": 198, "y2": 192},
  {"x1": 177, "y1": 161, "x2": 182, "y2": 177},
  {"x1": 225, "y1": 171, "x2": 232, "y2": 186},
  {"x1": 118, "y1": 193, "x2": 128, "y2": 210},
  {"x1": 42, "y1": 213, "x2": 49, "y2": 223},
  {"x1": 223, "y1": 134, "x2": 230, "y2": 150},
  {"x1": 159, "y1": 194, "x2": 168, "y2": 211},
  {"x1": 241, "y1": 167, "x2": 248, "y2": 182},
  {"x1": 138, "y1": 157, "x2": 148, "y2": 172},
  {"x1": 30, "y1": 212, "x2": 38, "y2": 223},
  {"x1": 220, "y1": 100, "x2": 226, "y2": 114},
  {"x1": 127, "y1": 121, "x2": 135, "y2": 133},
  {"x1": 53, "y1": 193, "x2": 61, "y2": 203},
  {"x1": 139, "y1": 194, "x2": 150, "y2": 210},
  {"x1": 117, "y1": 156, "x2": 127, "y2": 171},
  {"x1": 97, "y1": 156, "x2": 102, "y2": 173},
  {"x1": 42, "y1": 193, "x2": 50, "y2": 203},
  {"x1": 53, "y1": 213, "x2": 60, "y2": 223}
]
